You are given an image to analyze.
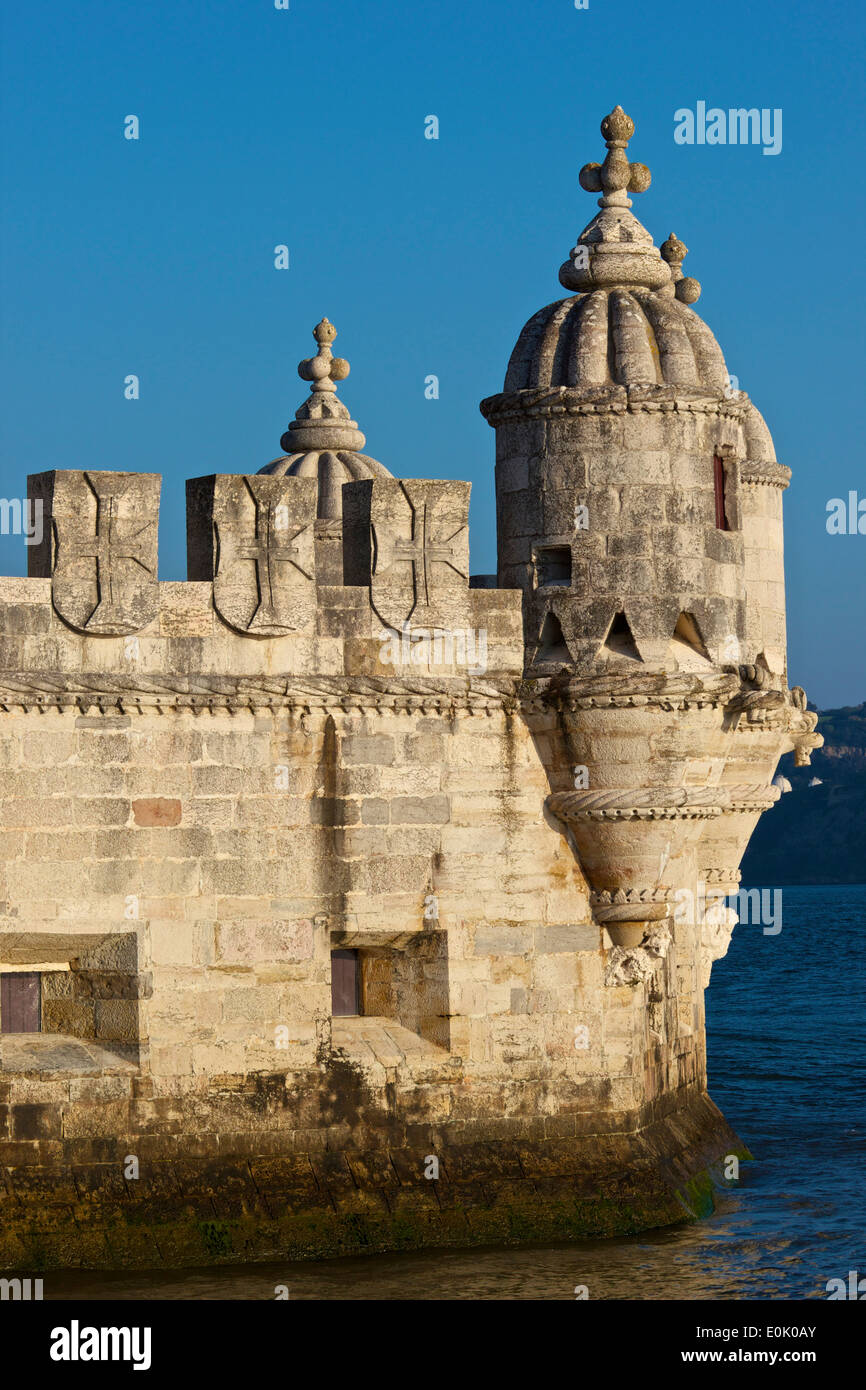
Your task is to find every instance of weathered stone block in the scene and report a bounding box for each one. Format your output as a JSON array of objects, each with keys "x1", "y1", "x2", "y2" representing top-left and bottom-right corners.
[{"x1": 132, "y1": 797, "x2": 182, "y2": 827}]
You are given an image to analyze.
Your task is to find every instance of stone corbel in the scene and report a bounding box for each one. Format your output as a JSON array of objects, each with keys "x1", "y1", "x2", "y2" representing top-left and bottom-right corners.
[
  {"x1": 699, "y1": 907, "x2": 738, "y2": 988},
  {"x1": 786, "y1": 687, "x2": 823, "y2": 766},
  {"x1": 604, "y1": 923, "x2": 672, "y2": 987}
]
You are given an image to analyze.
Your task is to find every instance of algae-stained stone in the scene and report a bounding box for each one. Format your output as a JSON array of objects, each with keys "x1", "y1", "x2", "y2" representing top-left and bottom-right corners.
[
  {"x1": 28, "y1": 470, "x2": 160, "y2": 635},
  {"x1": 186, "y1": 474, "x2": 317, "y2": 636},
  {"x1": 343, "y1": 477, "x2": 470, "y2": 630}
]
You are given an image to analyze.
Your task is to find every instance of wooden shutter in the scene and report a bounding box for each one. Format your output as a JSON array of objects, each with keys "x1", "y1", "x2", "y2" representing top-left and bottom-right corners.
[
  {"x1": 330, "y1": 950, "x2": 360, "y2": 1016},
  {"x1": 713, "y1": 454, "x2": 729, "y2": 531},
  {"x1": 0, "y1": 972, "x2": 42, "y2": 1033}
]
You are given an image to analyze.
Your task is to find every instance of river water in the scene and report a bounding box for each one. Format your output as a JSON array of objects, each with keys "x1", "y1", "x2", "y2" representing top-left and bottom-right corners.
[{"x1": 45, "y1": 885, "x2": 865, "y2": 1300}]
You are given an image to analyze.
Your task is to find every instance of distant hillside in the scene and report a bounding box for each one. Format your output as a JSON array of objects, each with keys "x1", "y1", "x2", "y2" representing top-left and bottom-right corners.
[{"x1": 741, "y1": 702, "x2": 866, "y2": 885}]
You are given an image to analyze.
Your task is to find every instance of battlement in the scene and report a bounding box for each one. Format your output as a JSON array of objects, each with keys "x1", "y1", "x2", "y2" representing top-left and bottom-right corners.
[{"x1": 3, "y1": 468, "x2": 523, "y2": 691}]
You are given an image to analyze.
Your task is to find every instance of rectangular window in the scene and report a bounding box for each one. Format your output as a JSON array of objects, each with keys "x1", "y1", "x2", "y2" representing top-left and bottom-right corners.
[
  {"x1": 713, "y1": 454, "x2": 729, "y2": 531},
  {"x1": 537, "y1": 546, "x2": 571, "y2": 587},
  {"x1": 330, "y1": 949, "x2": 361, "y2": 1017},
  {"x1": 0, "y1": 972, "x2": 42, "y2": 1033}
]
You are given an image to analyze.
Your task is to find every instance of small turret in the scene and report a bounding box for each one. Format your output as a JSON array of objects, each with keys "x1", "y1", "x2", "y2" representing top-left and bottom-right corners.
[
  {"x1": 480, "y1": 106, "x2": 820, "y2": 937},
  {"x1": 483, "y1": 106, "x2": 771, "y2": 679},
  {"x1": 260, "y1": 318, "x2": 392, "y2": 520}
]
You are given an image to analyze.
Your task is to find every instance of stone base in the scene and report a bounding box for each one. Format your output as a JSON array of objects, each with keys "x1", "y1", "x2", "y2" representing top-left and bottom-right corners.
[{"x1": 0, "y1": 1091, "x2": 748, "y2": 1271}]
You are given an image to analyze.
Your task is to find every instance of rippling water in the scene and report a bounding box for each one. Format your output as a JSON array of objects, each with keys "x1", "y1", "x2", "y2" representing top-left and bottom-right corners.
[{"x1": 47, "y1": 885, "x2": 865, "y2": 1300}]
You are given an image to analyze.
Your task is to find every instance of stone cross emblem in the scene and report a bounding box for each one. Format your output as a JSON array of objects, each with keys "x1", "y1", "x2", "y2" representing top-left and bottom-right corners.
[
  {"x1": 213, "y1": 475, "x2": 316, "y2": 635},
  {"x1": 370, "y1": 479, "x2": 470, "y2": 629},
  {"x1": 50, "y1": 471, "x2": 160, "y2": 635}
]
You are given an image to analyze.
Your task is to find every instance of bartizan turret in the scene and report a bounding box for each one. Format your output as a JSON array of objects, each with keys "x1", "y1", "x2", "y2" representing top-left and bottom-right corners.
[{"x1": 481, "y1": 106, "x2": 820, "y2": 962}]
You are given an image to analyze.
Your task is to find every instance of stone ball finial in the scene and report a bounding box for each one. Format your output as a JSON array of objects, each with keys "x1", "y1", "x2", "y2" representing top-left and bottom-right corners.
[
  {"x1": 313, "y1": 317, "x2": 337, "y2": 346},
  {"x1": 660, "y1": 232, "x2": 701, "y2": 304},
  {"x1": 275, "y1": 316, "x2": 366, "y2": 455},
  {"x1": 298, "y1": 318, "x2": 350, "y2": 392},
  {"x1": 579, "y1": 106, "x2": 651, "y2": 208},
  {"x1": 600, "y1": 104, "x2": 634, "y2": 144},
  {"x1": 660, "y1": 233, "x2": 688, "y2": 265}
]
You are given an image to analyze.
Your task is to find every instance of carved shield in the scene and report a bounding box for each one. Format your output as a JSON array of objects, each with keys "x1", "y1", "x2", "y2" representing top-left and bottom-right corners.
[
  {"x1": 369, "y1": 479, "x2": 470, "y2": 630},
  {"x1": 50, "y1": 471, "x2": 160, "y2": 635},
  {"x1": 212, "y1": 475, "x2": 316, "y2": 636}
]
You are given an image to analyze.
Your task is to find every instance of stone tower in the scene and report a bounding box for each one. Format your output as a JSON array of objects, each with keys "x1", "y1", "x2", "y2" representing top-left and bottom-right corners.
[
  {"x1": 0, "y1": 110, "x2": 821, "y2": 1273},
  {"x1": 481, "y1": 106, "x2": 820, "y2": 953}
]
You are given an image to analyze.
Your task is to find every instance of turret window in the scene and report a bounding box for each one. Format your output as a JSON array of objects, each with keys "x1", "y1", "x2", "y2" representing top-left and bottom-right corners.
[
  {"x1": 713, "y1": 454, "x2": 730, "y2": 531},
  {"x1": 536, "y1": 546, "x2": 571, "y2": 588}
]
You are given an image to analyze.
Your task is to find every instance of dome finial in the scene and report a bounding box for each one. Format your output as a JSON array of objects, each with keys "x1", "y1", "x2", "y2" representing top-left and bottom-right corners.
[
  {"x1": 660, "y1": 233, "x2": 702, "y2": 303},
  {"x1": 258, "y1": 316, "x2": 394, "y2": 519},
  {"x1": 560, "y1": 107, "x2": 668, "y2": 293},
  {"x1": 298, "y1": 317, "x2": 351, "y2": 396},
  {"x1": 579, "y1": 105, "x2": 651, "y2": 209},
  {"x1": 274, "y1": 317, "x2": 366, "y2": 454}
]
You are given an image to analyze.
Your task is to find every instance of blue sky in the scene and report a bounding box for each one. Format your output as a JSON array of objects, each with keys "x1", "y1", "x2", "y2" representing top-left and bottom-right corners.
[{"x1": 1, "y1": 0, "x2": 863, "y2": 708}]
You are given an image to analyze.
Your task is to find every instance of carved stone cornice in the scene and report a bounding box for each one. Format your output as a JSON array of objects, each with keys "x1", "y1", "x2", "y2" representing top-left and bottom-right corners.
[
  {"x1": 0, "y1": 667, "x2": 814, "y2": 753},
  {"x1": 529, "y1": 669, "x2": 741, "y2": 712},
  {"x1": 725, "y1": 785, "x2": 781, "y2": 812},
  {"x1": 0, "y1": 667, "x2": 735, "y2": 715},
  {"x1": 0, "y1": 671, "x2": 520, "y2": 717},
  {"x1": 700, "y1": 868, "x2": 742, "y2": 886},
  {"x1": 480, "y1": 384, "x2": 749, "y2": 426},
  {"x1": 548, "y1": 783, "x2": 780, "y2": 824},
  {"x1": 591, "y1": 888, "x2": 675, "y2": 923},
  {"x1": 739, "y1": 460, "x2": 791, "y2": 489}
]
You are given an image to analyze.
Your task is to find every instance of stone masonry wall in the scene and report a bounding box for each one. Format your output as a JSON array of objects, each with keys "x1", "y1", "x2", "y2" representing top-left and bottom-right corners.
[{"x1": 0, "y1": 465, "x2": 786, "y2": 1267}]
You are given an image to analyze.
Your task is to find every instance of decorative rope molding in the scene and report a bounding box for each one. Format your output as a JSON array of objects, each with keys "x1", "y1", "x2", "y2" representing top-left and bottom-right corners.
[
  {"x1": 0, "y1": 671, "x2": 518, "y2": 716},
  {"x1": 480, "y1": 385, "x2": 750, "y2": 427},
  {"x1": 548, "y1": 783, "x2": 780, "y2": 824},
  {"x1": 0, "y1": 668, "x2": 814, "y2": 747},
  {"x1": 739, "y1": 460, "x2": 791, "y2": 489}
]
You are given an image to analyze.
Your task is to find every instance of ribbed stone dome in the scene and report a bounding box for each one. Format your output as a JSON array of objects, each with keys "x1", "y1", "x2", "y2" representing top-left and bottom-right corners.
[
  {"x1": 261, "y1": 447, "x2": 392, "y2": 521},
  {"x1": 504, "y1": 288, "x2": 729, "y2": 392},
  {"x1": 500, "y1": 106, "x2": 732, "y2": 396},
  {"x1": 259, "y1": 317, "x2": 392, "y2": 520}
]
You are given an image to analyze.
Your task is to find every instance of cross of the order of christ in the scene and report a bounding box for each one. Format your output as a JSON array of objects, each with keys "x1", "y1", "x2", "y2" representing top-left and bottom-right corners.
[
  {"x1": 54, "y1": 475, "x2": 157, "y2": 634},
  {"x1": 376, "y1": 499, "x2": 468, "y2": 610},
  {"x1": 217, "y1": 478, "x2": 314, "y2": 634}
]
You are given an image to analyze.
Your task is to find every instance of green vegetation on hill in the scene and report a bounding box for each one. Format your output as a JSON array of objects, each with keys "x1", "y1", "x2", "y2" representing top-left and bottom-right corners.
[{"x1": 741, "y1": 702, "x2": 866, "y2": 884}]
